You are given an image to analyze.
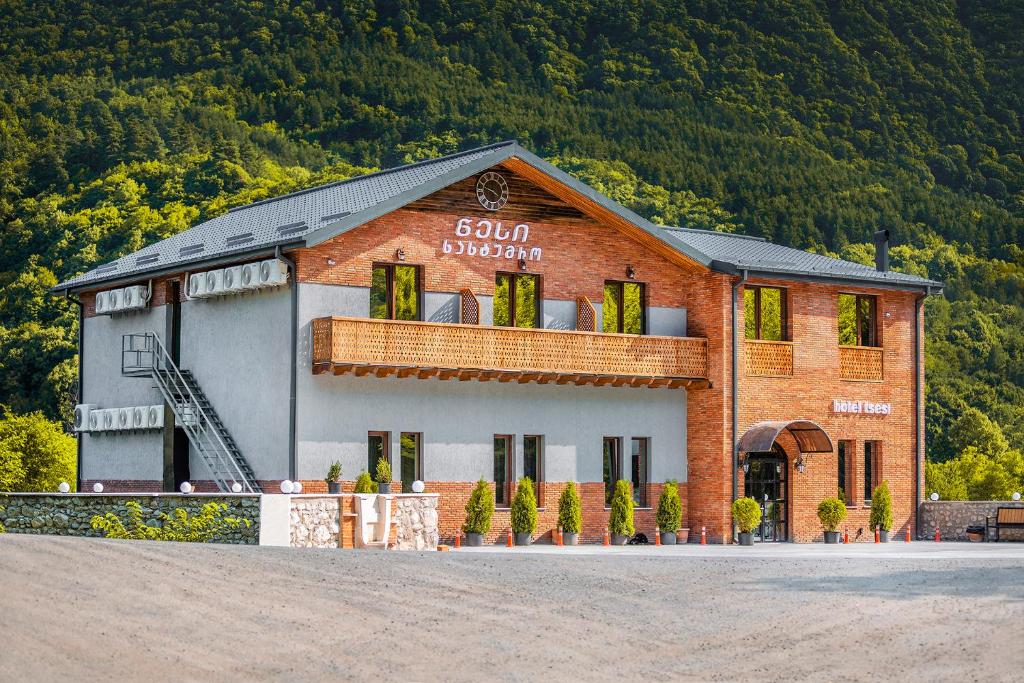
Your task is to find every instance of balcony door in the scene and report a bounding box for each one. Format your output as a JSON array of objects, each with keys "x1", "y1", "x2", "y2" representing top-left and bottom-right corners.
[
  {"x1": 494, "y1": 273, "x2": 539, "y2": 328},
  {"x1": 371, "y1": 263, "x2": 421, "y2": 321}
]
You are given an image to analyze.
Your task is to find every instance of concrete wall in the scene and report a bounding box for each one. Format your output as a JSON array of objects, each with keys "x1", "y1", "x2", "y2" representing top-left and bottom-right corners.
[
  {"x1": 80, "y1": 307, "x2": 165, "y2": 480},
  {"x1": 180, "y1": 287, "x2": 291, "y2": 480}
]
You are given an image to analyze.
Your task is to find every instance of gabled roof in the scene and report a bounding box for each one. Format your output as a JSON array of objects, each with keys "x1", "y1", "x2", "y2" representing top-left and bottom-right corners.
[{"x1": 53, "y1": 141, "x2": 941, "y2": 293}]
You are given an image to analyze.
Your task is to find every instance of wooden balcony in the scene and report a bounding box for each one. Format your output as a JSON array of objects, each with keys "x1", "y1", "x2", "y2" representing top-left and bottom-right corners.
[
  {"x1": 839, "y1": 346, "x2": 884, "y2": 381},
  {"x1": 311, "y1": 316, "x2": 709, "y2": 388},
  {"x1": 744, "y1": 340, "x2": 794, "y2": 377}
]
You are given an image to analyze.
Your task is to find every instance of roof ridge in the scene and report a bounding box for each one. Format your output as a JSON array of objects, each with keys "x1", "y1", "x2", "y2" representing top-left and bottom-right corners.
[
  {"x1": 228, "y1": 140, "x2": 518, "y2": 213},
  {"x1": 664, "y1": 226, "x2": 767, "y2": 242}
]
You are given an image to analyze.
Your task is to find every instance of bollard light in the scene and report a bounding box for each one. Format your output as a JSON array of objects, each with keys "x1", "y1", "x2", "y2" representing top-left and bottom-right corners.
[
  {"x1": 180, "y1": 481, "x2": 193, "y2": 494},
  {"x1": 930, "y1": 492, "x2": 939, "y2": 501},
  {"x1": 1013, "y1": 492, "x2": 1021, "y2": 501},
  {"x1": 292, "y1": 481, "x2": 303, "y2": 494},
  {"x1": 412, "y1": 480, "x2": 425, "y2": 494},
  {"x1": 280, "y1": 480, "x2": 294, "y2": 494},
  {"x1": 231, "y1": 482, "x2": 242, "y2": 493},
  {"x1": 58, "y1": 482, "x2": 70, "y2": 494},
  {"x1": 92, "y1": 482, "x2": 104, "y2": 493}
]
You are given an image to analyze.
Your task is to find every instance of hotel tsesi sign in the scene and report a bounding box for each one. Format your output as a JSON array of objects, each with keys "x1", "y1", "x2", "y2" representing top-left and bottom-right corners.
[
  {"x1": 442, "y1": 217, "x2": 543, "y2": 262},
  {"x1": 832, "y1": 399, "x2": 892, "y2": 416}
]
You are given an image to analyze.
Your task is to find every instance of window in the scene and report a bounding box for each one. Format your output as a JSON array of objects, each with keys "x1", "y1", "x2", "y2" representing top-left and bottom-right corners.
[
  {"x1": 863, "y1": 441, "x2": 880, "y2": 504},
  {"x1": 368, "y1": 431, "x2": 389, "y2": 478},
  {"x1": 630, "y1": 438, "x2": 649, "y2": 507},
  {"x1": 837, "y1": 440, "x2": 854, "y2": 505},
  {"x1": 523, "y1": 435, "x2": 542, "y2": 501},
  {"x1": 400, "y1": 433, "x2": 421, "y2": 493},
  {"x1": 744, "y1": 286, "x2": 787, "y2": 341},
  {"x1": 603, "y1": 437, "x2": 622, "y2": 506},
  {"x1": 838, "y1": 293, "x2": 878, "y2": 347},
  {"x1": 494, "y1": 435, "x2": 513, "y2": 506},
  {"x1": 370, "y1": 264, "x2": 421, "y2": 321},
  {"x1": 603, "y1": 281, "x2": 645, "y2": 334},
  {"x1": 494, "y1": 273, "x2": 539, "y2": 328}
]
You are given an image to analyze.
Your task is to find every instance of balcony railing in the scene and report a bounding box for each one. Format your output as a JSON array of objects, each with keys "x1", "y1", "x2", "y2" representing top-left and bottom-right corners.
[
  {"x1": 311, "y1": 316, "x2": 708, "y2": 388},
  {"x1": 744, "y1": 340, "x2": 794, "y2": 377},
  {"x1": 839, "y1": 346, "x2": 883, "y2": 381}
]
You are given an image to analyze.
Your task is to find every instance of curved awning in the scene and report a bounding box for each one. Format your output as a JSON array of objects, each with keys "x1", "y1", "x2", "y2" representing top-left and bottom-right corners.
[{"x1": 737, "y1": 420, "x2": 833, "y2": 454}]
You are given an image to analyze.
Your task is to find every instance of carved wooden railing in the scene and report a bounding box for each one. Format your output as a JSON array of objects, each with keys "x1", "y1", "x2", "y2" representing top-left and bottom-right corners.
[
  {"x1": 839, "y1": 346, "x2": 884, "y2": 381},
  {"x1": 744, "y1": 340, "x2": 794, "y2": 377},
  {"x1": 311, "y1": 316, "x2": 708, "y2": 386},
  {"x1": 460, "y1": 289, "x2": 479, "y2": 325},
  {"x1": 576, "y1": 296, "x2": 597, "y2": 332}
]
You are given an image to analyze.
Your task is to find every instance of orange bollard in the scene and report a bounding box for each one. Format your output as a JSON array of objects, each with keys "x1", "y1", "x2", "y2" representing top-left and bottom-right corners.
[
  {"x1": 507, "y1": 527, "x2": 514, "y2": 548},
  {"x1": 700, "y1": 526, "x2": 707, "y2": 545},
  {"x1": 655, "y1": 527, "x2": 661, "y2": 546},
  {"x1": 874, "y1": 525, "x2": 880, "y2": 543},
  {"x1": 454, "y1": 531, "x2": 461, "y2": 549},
  {"x1": 905, "y1": 526, "x2": 912, "y2": 543},
  {"x1": 934, "y1": 526, "x2": 941, "y2": 543},
  {"x1": 557, "y1": 526, "x2": 563, "y2": 547},
  {"x1": 843, "y1": 528, "x2": 849, "y2": 544},
  {"x1": 603, "y1": 528, "x2": 610, "y2": 546}
]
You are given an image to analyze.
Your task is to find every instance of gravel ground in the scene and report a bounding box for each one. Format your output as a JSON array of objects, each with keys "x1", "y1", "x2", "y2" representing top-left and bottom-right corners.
[{"x1": 1, "y1": 535, "x2": 1021, "y2": 682}]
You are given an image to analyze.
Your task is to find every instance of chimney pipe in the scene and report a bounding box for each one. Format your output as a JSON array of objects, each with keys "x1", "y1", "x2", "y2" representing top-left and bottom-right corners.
[{"x1": 873, "y1": 229, "x2": 890, "y2": 272}]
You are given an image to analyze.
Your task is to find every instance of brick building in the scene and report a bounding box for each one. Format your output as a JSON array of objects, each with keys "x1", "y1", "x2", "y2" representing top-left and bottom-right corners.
[{"x1": 54, "y1": 141, "x2": 942, "y2": 543}]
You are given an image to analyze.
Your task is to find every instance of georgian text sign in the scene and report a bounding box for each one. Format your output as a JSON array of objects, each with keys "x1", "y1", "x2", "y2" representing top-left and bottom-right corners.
[{"x1": 442, "y1": 217, "x2": 542, "y2": 262}]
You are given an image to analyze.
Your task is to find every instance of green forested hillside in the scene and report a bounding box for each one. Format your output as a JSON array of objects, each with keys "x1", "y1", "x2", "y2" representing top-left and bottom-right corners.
[{"x1": 0, "y1": 0, "x2": 1022, "y2": 494}]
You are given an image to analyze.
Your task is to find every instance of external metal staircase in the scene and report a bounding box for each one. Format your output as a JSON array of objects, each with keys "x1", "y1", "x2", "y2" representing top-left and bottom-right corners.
[{"x1": 121, "y1": 332, "x2": 262, "y2": 493}]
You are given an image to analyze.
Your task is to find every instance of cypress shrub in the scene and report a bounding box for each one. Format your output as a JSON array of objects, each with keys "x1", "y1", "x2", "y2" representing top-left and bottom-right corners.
[
  {"x1": 655, "y1": 480, "x2": 682, "y2": 532},
  {"x1": 608, "y1": 479, "x2": 634, "y2": 536},
  {"x1": 731, "y1": 497, "x2": 762, "y2": 533},
  {"x1": 374, "y1": 456, "x2": 392, "y2": 484},
  {"x1": 816, "y1": 497, "x2": 847, "y2": 532},
  {"x1": 869, "y1": 480, "x2": 894, "y2": 531},
  {"x1": 325, "y1": 461, "x2": 342, "y2": 483},
  {"x1": 463, "y1": 478, "x2": 494, "y2": 534},
  {"x1": 510, "y1": 477, "x2": 537, "y2": 534},
  {"x1": 557, "y1": 482, "x2": 582, "y2": 534},
  {"x1": 354, "y1": 470, "x2": 377, "y2": 493}
]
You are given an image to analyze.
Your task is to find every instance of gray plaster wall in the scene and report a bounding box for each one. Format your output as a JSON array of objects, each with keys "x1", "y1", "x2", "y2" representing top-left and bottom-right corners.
[
  {"x1": 425, "y1": 292, "x2": 459, "y2": 323},
  {"x1": 80, "y1": 307, "x2": 166, "y2": 480},
  {"x1": 649, "y1": 306, "x2": 687, "y2": 337},
  {"x1": 180, "y1": 287, "x2": 291, "y2": 480},
  {"x1": 543, "y1": 299, "x2": 576, "y2": 330}
]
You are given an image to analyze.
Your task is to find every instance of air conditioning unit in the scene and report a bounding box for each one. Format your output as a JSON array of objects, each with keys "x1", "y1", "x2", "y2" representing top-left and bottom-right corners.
[
  {"x1": 122, "y1": 285, "x2": 149, "y2": 311},
  {"x1": 146, "y1": 405, "x2": 165, "y2": 429},
  {"x1": 117, "y1": 407, "x2": 132, "y2": 430},
  {"x1": 74, "y1": 404, "x2": 96, "y2": 432},
  {"x1": 108, "y1": 288, "x2": 125, "y2": 313},
  {"x1": 94, "y1": 291, "x2": 109, "y2": 315},
  {"x1": 205, "y1": 268, "x2": 226, "y2": 296},
  {"x1": 259, "y1": 258, "x2": 289, "y2": 287},
  {"x1": 222, "y1": 265, "x2": 245, "y2": 294},
  {"x1": 132, "y1": 406, "x2": 146, "y2": 430},
  {"x1": 88, "y1": 410, "x2": 104, "y2": 432},
  {"x1": 102, "y1": 408, "x2": 118, "y2": 431},
  {"x1": 240, "y1": 262, "x2": 261, "y2": 290},
  {"x1": 188, "y1": 272, "x2": 210, "y2": 299}
]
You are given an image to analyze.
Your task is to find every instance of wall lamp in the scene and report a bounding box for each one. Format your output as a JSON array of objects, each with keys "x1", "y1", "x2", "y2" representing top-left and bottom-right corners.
[
  {"x1": 737, "y1": 453, "x2": 749, "y2": 473},
  {"x1": 326, "y1": 257, "x2": 336, "y2": 266},
  {"x1": 626, "y1": 265, "x2": 637, "y2": 279},
  {"x1": 518, "y1": 258, "x2": 527, "y2": 271},
  {"x1": 395, "y1": 248, "x2": 406, "y2": 261},
  {"x1": 794, "y1": 456, "x2": 807, "y2": 474}
]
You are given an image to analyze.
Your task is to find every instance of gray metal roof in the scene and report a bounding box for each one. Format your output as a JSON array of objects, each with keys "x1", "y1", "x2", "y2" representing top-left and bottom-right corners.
[{"x1": 54, "y1": 141, "x2": 941, "y2": 293}]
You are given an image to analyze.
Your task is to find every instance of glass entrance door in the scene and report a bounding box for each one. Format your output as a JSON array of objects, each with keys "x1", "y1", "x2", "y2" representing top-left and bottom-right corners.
[{"x1": 743, "y1": 453, "x2": 788, "y2": 542}]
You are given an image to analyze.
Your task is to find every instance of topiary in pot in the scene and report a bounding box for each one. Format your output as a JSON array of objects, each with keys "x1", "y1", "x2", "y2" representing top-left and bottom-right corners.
[
  {"x1": 462, "y1": 478, "x2": 494, "y2": 546},
  {"x1": 374, "y1": 456, "x2": 392, "y2": 494},
  {"x1": 557, "y1": 482, "x2": 582, "y2": 545},
  {"x1": 869, "y1": 480, "x2": 894, "y2": 542},
  {"x1": 817, "y1": 497, "x2": 847, "y2": 543},
  {"x1": 608, "y1": 479, "x2": 634, "y2": 545},
  {"x1": 732, "y1": 497, "x2": 762, "y2": 546},
  {"x1": 354, "y1": 470, "x2": 377, "y2": 494},
  {"x1": 510, "y1": 477, "x2": 537, "y2": 545},
  {"x1": 656, "y1": 480, "x2": 682, "y2": 545},
  {"x1": 325, "y1": 461, "x2": 342, "y2": 494}
]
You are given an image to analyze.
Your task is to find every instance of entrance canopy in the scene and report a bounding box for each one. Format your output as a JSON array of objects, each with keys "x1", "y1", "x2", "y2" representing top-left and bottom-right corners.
[{"x1": 738, "y1": 420, "x2": 833, "y2": 455}]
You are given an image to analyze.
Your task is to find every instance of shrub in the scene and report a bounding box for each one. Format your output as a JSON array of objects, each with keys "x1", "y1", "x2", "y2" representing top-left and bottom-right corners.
[
  {"x1": 325, "y1": 461, "x2": 342, "y2": 483},
  {"x1": 655, "y1": 480, "x2": 682, "y2": 532},
  {"x1": 463, "y1": 478, "x2": 494, "y2": 534},
  {"x1": 557, "y1": 481, "x2": 582, "y2": 534},
  {"x1": 510, "y1": 477, "x2": 537, "y2": 534},
  {"x1": 732, "y1": 497, "x2": 762, "y2": 534},
  {"x1": 0, "y1": 412, "x2": 76, "y2": 492},
  {"x1": 374, "y1": 456, "x2": 391, "y2": 484},
  {"x1": 869, "y1": 480, "x2": 894, "y2": 531},
  {"x1": 90, "y1": 501, "x2": 250, "y2": 542},
  {"x1": 817, "y1": 497, "x2": 847, "y2": 532},
  {"x1": 608, "y1": 479, "x2": 634, "y2": 536},
  {"x1": 354, "y1": 471, "x2": 377, "y2": 493}
]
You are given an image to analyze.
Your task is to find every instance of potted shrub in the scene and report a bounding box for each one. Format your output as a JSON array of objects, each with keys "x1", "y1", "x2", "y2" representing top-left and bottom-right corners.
[
  {"x1": 732, "y1": 497, "x2": 762, "y2": 546},
  {"x1": 462, "y1": 478, "x2": 494, "y2": 546},
  {"x1": 608, "y1": 479, "x2": 634, "y2": 545},
  {"x1": 869, "y1": 480, "x2": 894, "y2": 542},
  {"x1": 817, "y1": 497, "x2": 847, "y2": 544},
  {"x1": 353, "y1": 470, "x2": 377, "y2": 494},
  {"x1": 656, "y1": 480, "x2": 682, "y2": 545},
  {"x1": 510, "y1": 477, "x2": 537, "y2": 545},
  {"x1": 374, "y1": 456, "x2": 392, "y2": 494},
  {"x1": 325, "y1": 461, "x2": 342, "y2": 494},
  {"x1": 557, "y1": 482, "x2": 582, "y2": 545}
]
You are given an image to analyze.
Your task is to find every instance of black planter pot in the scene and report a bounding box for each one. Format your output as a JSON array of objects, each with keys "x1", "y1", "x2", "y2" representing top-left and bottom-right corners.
[
  {"x1": 464, "y1": 532, "x2": 484, "y2": 547},
  {"x1": 738, "y1": 531, "x2": 754, "y2": 546},
  {"x1": 514, "y1": 532, "x2": 532, "y2": 546},
  {"x1": 879, "y1": 530, "x2": 890, "y2": 543},
  {"x1": 824, "y1": 531, "x2": 840, "y2": 544},
  {"x1": 327, "y1": 482, "x2": 341, "y2": 494},
  {"x1": 562, "y1": 532, "x2": 579, "y2": 546},
  {"x1": 377, "y1": 482, "x2": 391, "y2": 494},
  {"x1": 610, "y1": 533, "x2": 629, "y2": 546},
  {"x1": 660, "y1": 531, "x2": 677, "y2": 545}
]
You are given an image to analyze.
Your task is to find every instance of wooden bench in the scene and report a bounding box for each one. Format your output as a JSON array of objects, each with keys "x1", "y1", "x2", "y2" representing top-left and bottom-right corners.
[{"x1": 985, "y1": 507, "x2": 1024, "y2": 541}]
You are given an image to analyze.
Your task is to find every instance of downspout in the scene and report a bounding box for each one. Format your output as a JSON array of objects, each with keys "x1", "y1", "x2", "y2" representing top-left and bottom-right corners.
[
  {"x1": 731, "y1": 269, "x2": 749, "y2": 543},
  {"x1": 276, "y1": 247, "x2": 298, "y2": 482},
  {"x1": 67, "y1": 293, "x2": 84, "y2": 492},
  {"x1": 913, "y1": 287, "x2": 929, "y2": 539}
]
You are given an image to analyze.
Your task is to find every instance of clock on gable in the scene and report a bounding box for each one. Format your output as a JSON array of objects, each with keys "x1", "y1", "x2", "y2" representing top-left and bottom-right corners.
[{"x1": 475, "y1": 171, "x2": 509, "y2": 211}]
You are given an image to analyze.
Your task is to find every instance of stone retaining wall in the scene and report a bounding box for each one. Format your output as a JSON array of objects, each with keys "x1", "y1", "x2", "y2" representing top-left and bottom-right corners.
[
  {"x1": 919, "y1": 501, "x2": 1024, "y2": 541},
  {"x1": 281, "y1": 494, "x2": 440, "y2": 550},
  {"x1": 290, "y1": 497, "x2": 342, "y2": 548},
  {"x1": 393, "y1": 495, "x2": 440, "y2": 550},
  {"x1": 0, "y1": 493, "x2": 261, "y2": 544}
]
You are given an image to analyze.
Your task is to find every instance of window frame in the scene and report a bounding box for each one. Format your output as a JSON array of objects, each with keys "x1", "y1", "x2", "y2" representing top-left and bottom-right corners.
[
  {"x1": 523, "y1": 435, "x2": 543, "y2": 505},
  {"x1": 838, "y1": 293, "x2": 879, "y2": 347},
  {"x1": 371, "y1": 262, "x2": 423, "y2": 321},
  {"x1": 630, "y1": 437, "x2": 650, "y2": 508},
  {"x1": 602, "y1": 280, "x2": 647, "y2": 335},
  {"x1": 744, "y1": 285, "x2": 788, "y2": 341},
  {"x1": 494, "y1": 271, "x2": 541, "y2": 329},
  {"x1": 493, "y1": 434, "x2": 515, "y2": 508},
  {"x1": 399, "y1": 432, "x2": 421, "y2": 493},
  {"x1": 603, "y1": 436, "x2": 622, "y2": 507},
  {"x1": 837, "y1": 439, "x2": 855, "y2": 506},
  {"x1": 368, "y1": 431, "x2": 390, "y2": 479},
  {"x1": 863, "y1": 441, "x2": 880, "y2": 506}
]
